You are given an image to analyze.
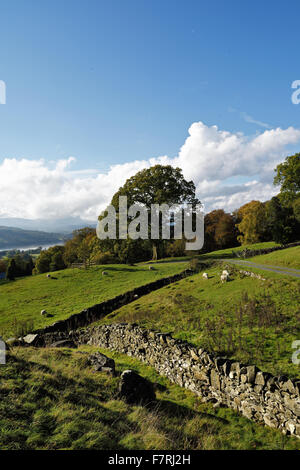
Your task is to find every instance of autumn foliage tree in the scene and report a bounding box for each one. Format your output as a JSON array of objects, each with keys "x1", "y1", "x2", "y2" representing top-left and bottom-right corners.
[
  {"x1": 63, "y1": 228, "x2": 96, "y2": 266},
  {"x1": 236, "y1": 201, "x2": 268, "y2": 245},
  {"x1": 204, "y1": 209, "x2": 237, "y2": 251},
  {"x1": 0, "y1": 260, "x2": 7, "y2": 274}
]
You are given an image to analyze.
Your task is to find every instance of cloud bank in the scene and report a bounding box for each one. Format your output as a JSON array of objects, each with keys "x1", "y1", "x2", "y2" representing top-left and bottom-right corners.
[{"x1": 1, "y1": 121, "x2": 300, "y2": 222}]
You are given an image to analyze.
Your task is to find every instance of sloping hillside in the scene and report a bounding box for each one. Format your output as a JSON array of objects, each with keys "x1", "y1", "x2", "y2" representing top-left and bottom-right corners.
[
  {"x1": 1, "y1": 346, "x2": 298, "y2": 450},
  {"x1": 0, "y1": 262, "x2": 188, "y2": 337},
  {"x1": 100, "y1": 264, "x2": 300, "y2": 378},
  {"x1": 0, "y1": 226, "x2": 65, "y2": 250},
  {"x1": 249, "y1": 245, "x2": 300, "y2": 270}
]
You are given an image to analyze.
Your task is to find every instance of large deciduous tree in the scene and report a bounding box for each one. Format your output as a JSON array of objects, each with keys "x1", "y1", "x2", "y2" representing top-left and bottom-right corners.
[
  {"x1": 236, "y1": 201, "x2": 268, "y2": 245},
  {"x1": 101, "y1": 165, "x2": 200, "y2": 260},
  {"x1": 204, "y1": 209, "x2": 237, "y2": 252},
  {"x1": 63, "y1": 228, "x2": 96, "y2": 266},
  {"x1": 274, "y1": 153, "x2": 300, "y2": 204},
  {"x1": 293, "y1": 197, "x2": 300, "y2": 223},
  {"x1": 265, "y1": 196, "x2": 298, "y2": 244}
]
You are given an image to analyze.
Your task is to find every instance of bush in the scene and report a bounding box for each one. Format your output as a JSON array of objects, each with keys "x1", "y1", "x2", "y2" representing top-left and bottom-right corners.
[
  {"x1": 92, "y1": 252, "x2": 117, "y2": 265},
  {"x1": 188, "y1": 258, "x2": 201, "y2": 272},
  {"x1": 6, "y1": 259, "x2": 17, "y2": 280},
  {"x1": 11, "y1": 318, "x2": 34, "y2": 337},
  {"x1": 165, "y1": 239, "x2": 186, "y2": 258},
  {"x1": 35, "y1": 246, "x2": 66, "y2": 273}
]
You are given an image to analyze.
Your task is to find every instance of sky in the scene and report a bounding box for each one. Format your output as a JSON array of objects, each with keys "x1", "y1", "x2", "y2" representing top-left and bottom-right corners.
[{"x1": 1, "y1": 0, "x2": 300, "y2": 224}]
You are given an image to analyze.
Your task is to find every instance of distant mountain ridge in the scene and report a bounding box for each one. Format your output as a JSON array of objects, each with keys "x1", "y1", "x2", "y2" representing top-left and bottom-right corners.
[
  {"x1": 0, "y1": 217, "x2": 96, "y2": 234},
  {"x1": 0, "y1": 226, "x2": 68, "y2": 250}
]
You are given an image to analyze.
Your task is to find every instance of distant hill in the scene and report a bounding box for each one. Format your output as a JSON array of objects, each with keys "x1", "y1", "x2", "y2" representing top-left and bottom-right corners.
[
  {"x1": 0, "y1": 217, "x2": 96, "y2": 233},
  {"x1": 0, "y1": 226, "x2": 67, "y2": 250}
]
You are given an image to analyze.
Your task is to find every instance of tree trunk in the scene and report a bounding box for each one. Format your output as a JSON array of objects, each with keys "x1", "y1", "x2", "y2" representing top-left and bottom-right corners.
[{"x1": 152, "y1": 244, "x2": 158, "y2": 261}]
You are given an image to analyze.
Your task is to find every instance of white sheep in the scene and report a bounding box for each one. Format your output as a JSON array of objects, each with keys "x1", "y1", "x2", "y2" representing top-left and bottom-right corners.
[
  {"x1": 149, "y1": 265, "x2": 154, "y2": 270},
  {"x1": 222, "y1": 270, "x2": 229, "y2": 276},
  {"x1": 41, "y1": 309, "x2": 47, "y2": 316},
  {"x1": 46, "y1": 274, "x2": 51, "y2": 278},
  {"x1": 102, "y1": 271, "x2": 108, "y2": 276},
  {"x1": 220, "y1": 273, "x2": 229, "y2": 283},
  {"x1": 202, "y1": 272, "x2": 208, "y2": 279}
]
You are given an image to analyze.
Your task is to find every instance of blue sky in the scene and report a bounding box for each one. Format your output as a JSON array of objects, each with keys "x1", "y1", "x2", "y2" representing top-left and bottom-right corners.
[{"x1": 1, "y1": 0, "x2": 300, "y2": 222}]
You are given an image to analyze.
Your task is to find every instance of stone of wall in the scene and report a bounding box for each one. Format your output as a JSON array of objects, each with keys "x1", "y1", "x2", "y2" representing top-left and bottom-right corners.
[
  {"x1": 33, "y1": 270, "x2": 192, "y2": 335},
  {"x1": 65, "y1": 322, "x2": 300, "y2": 437},
  {"x1": 239, "y1": 270, "x2": 266, "y2": 281}
]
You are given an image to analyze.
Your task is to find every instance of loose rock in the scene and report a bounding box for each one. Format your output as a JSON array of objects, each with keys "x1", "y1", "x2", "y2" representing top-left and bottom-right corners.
[
  {"x1": 119, "y1": 369, "x2": 156, "y2": 404},
  {"x1": 88, "y1": 351, "x2": 115, "y2": 375}
]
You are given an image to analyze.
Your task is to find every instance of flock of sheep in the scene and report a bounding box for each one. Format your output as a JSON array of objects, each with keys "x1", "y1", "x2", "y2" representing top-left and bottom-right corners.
[
  {"x1": 94, "y1": 265, "x2": 231, "y2": 282},
  {"x1": 202, "y1": 269, "x2": 230, "y2": 283}
]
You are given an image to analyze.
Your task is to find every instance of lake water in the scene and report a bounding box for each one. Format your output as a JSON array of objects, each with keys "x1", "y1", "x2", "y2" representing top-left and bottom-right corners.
[{"x1": 0, "y1": 242, "x2": 64, "y2": 252}]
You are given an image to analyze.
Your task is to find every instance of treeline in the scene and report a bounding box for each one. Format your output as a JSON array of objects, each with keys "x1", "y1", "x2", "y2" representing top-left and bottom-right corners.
[
  {"x1": 32, "y1": 197, "x2": 299, "y2": 274},
  {"x1": 32, "y1": 228, "x2": 152, "y2": 273},
  {"x1": 11, "y1": 152, "x2": 300, "y2": 275},
  {"x1": 1, "y1": 253, "x2": 35, "y2": 281},
  {"x1": 0, "y1": 247, "x2": 42, "y2": 259}
]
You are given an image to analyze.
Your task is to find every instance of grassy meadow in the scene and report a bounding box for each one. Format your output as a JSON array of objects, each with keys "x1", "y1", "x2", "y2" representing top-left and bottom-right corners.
[
  {"x1": 0, "y1": 262, "x2": 187, "y2": 338},
  {"x1": 198, "y1": 241, "x2": 281, "y2": 261},
  {"x1": 0, "y1": 243, "x2": 300, "y2": 450},
  {"x1": 146, "y1": 241, "x2": 281, "y2": 264},
  {"x1": 248, "y1": 245, "x2": 300, "y2": 270},
  {"x1": 1, "y1": 345, "x2": 299, "y2": 450},
  {"x1": 100, "y1": 263, "x2": 300, "y2": 378}
]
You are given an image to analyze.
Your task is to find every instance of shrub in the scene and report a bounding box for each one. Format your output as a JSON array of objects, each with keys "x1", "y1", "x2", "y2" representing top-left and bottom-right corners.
[
  {"x1": 188, "y1": 258, "x2": 201, "y2": 272},
  {"x1": 92, "y1": 252, "x2": 117, "y2": 265},
  {"x1": 11, "y1": 318, "x2": 34, "y2": 337}
]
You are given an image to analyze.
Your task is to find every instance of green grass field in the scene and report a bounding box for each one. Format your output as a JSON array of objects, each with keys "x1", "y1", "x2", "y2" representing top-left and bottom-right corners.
[
  {"x1": 199, "y1": 241, "x2": 281, "y2": 261},
  {"x1": 0, "y1": 262, "x2": 187, "y2": 338},
  {"x1": 1, "y1": 345, "x2": 298, "y2": 450},
  {"x1": 248, "y1": 245, "x2": 300, "y2": 270},
  {"x1": 100, "y1": 263, "x2": 300, "y2": 378},
  {"x1": 146, "y1": 241, "x2": 281, "y2": 264},
  {"x1": 1, "y1": 246, "x2": 300, "y2": 450}
]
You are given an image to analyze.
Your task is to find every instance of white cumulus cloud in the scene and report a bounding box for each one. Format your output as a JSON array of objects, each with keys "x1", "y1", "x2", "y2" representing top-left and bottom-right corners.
[{"x1": 1, "y1": 121, "x2": 300, "y2": 222}]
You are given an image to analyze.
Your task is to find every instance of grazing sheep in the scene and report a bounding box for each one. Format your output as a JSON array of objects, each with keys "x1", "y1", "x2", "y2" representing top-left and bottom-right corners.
[
  {"x1": 149, "y1": 265, "x2": 154, "y2": 270},
  {"x1": 222, "y1": 270, "x2": 229, "y2": 276},
  {"x1": 102, "y1": 271, "x2": 108, "y2": 276},
  {"x1": 202, "y1": 272, "x2": 208, "y2": 279},
  {"x1": 220, "y1": 273, "x2": 229, "y2": 283},
  {"x1": 46, "y1": 274, "x2": 51, "y2": 278},
  {"x1": 41, "y1": 309, "x2": 47, "y2": 316}
]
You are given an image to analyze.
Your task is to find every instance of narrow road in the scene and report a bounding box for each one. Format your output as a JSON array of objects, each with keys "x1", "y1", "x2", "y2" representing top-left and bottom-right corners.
[{"x1": 222, "y1": 259, "x2": 300, "y2": 279}]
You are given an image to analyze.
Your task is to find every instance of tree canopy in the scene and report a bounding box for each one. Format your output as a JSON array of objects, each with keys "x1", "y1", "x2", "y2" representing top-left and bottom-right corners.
[
  {"x1": 103, "y1": 165, "x2": 200, "y2": 260},
  {"x1": 274, "y1": 153, "x2": 300, "y2": 204},
  {"x1": 236, "y1": 201, "x2": 268, "y2": 245}
]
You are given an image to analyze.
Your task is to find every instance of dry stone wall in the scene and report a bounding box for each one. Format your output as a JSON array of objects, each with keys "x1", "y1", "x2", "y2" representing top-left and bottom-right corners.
[
  {"x1": 33, "y1": 270, "x2": 192, "y2": 335},
  {"x1": 70, "y1": 322, "x2": 300, "y2": 437},
  {"x1": 233, "y1": 241, "x2": 300, "y2": 259}
]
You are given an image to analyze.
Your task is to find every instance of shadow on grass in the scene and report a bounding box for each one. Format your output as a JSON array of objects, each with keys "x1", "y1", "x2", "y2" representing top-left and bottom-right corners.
[
  {"x1": 199, "y1": 252, "x2": 234, "y2": 261},
  {"x1": 149, "y1": 398, "x2": 229, "y2": 424}
]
